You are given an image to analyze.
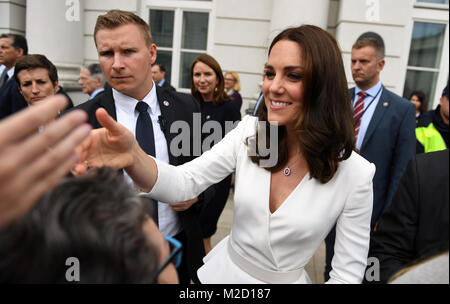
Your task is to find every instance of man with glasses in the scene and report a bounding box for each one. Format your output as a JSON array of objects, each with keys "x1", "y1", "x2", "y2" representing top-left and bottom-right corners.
[{"x1": 0, "y1": 167, "x2": 180, "y2": 283}]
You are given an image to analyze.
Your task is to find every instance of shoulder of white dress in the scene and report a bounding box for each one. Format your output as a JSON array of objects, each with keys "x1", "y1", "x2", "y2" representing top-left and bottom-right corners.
[{"x1": 340, "y1": 151, "x2": 376, "y2": 180}]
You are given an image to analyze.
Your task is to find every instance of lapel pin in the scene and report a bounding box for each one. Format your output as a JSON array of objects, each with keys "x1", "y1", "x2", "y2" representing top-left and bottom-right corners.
[
  {"x1": 206, "y1": 115, "x2": 211, "y2": 120},
  {"x1": 383, "y1": 102, "x2": 389, "y2": 107},
  {"x1": 163, "y1": 100, "x2": 170, "y2": 107}
]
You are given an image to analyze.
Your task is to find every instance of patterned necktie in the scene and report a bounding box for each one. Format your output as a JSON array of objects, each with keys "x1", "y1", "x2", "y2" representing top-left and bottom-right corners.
[
  {"x1": 135, "y1": 101, "x2": 156, "y2": 157},
  {"x1": 353, "y1": 92, "x2": 368, "y2": 138}
]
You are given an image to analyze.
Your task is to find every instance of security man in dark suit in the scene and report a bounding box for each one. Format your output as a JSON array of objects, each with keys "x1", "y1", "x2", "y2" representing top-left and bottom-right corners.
[
  {"x1": 0, "y1": 34, "x2": 28, "y2": 119},
  {"x1": 152, "y1": 63, "x2": 176, "y2": 92},
  {"x1": 72, "y1": 10, "x2": 205, "y2": 284},
  {"x1": 324, "y1": 32, "x2": 416, "y2": 281}
]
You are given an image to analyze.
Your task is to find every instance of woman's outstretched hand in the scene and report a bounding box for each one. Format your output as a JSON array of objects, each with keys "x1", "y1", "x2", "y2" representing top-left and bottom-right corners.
[{"x1": 73, "y1": 108, "x2": 136, "y2": 175}]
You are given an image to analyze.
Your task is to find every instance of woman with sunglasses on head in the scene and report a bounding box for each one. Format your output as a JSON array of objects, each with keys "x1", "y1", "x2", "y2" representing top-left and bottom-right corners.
[{"x1": 74, "y1": 25, "x2": 375, "y2": 284}]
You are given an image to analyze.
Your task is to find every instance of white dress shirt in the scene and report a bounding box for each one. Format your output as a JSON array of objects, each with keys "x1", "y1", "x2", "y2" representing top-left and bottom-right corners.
[
  {"x1": 6, "y1": 66, "x2": 14, "y2": 79},
  {"x1": 113, "y1": 82, "x2": 181, "y2": 237},
  {"x1": 150, "y1": 115, "x2": 375, "y2": 283},
  {"x1": 353, "y1": 80, "x2": 383, "y2": 150}
]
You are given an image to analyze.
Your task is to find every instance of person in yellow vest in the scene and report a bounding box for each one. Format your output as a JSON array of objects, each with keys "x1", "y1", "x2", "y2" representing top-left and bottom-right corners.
[{"x1": 416, "y1": 84, "x2": 449, "y2": 154}]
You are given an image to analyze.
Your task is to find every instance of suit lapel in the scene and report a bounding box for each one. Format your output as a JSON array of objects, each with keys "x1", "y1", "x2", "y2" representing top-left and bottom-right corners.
[
  {"x1": 361, "y1": 86, "x2": 389, "y2": 151},
  {"x1": 98, "y1": 87, "x2": 117, "y2": 121},
  {"x1": 156, "y1": 86, "x2": 178, "y2": 165},
  {"x1": 349, "y1": 87, "x2": 355, "y2": 101}
]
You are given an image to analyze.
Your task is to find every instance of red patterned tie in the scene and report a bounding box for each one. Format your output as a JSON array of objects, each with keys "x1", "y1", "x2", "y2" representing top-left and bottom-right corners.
[{"x1": 353, "y1": 92, "x2": 367, "y2": 138}]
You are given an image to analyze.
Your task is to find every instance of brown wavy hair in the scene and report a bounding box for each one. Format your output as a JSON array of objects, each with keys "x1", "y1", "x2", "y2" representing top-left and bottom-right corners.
[
  {"x1": 251, "y1": 25, "x2": 355, "y2": 183},
  {"x1": 190, "y1": 54, "x2": 229, "y2": 106}
]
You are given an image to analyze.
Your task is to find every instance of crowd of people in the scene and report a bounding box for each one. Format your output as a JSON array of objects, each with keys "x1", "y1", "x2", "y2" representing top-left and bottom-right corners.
[{"x1": 0, "y1": 9, "x2": 448, "y2": 284}]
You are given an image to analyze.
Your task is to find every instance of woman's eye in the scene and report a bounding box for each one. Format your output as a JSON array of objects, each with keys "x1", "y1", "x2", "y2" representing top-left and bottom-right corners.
[
  {"x1": 289, "y1": 73, "x2": 302, "y2": 80},
  {"x1": 263, "y1": 71, "x2": 275, "y2": 79}
]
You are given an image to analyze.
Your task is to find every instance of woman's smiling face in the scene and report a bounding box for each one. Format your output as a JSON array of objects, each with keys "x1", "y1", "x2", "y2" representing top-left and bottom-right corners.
[{"x1": 262, "y1": 39, "x2": 304, "y2": 130}]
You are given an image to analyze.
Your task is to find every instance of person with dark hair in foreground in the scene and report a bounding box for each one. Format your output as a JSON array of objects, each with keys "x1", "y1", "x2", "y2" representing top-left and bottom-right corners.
[
  {"x1": 0, "y1": 167, "x2": 179, "y2": 284},
  {"x1": 74, "y1": 25, "x2": 375, "y2": 284}
]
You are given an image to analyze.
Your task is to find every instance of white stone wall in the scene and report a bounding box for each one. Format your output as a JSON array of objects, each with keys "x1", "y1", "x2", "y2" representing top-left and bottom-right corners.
[
  {"x1": 335, "y1": 0, "x2": 414, "y2": 94},
  {"x1": 213, "y1": 0, "x2": 273, "y2": 114},
  {"x1": 2, "y1": 0, "x2": 446, "y2": 108}
]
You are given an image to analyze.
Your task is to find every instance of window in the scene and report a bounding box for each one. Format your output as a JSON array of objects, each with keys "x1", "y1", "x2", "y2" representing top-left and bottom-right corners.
[
  {"x1": 150, "y1": 10, "x2": 175, "y2": 84},
  {"x1": 416, "y1": 0, "x2": 449, "y2": 4},
  {"x1": 144, "y1": 1, "x2": 212, "y2": 91},
  {"x1": 403, "y1": 21, "x2": 447, "y2": 108}
]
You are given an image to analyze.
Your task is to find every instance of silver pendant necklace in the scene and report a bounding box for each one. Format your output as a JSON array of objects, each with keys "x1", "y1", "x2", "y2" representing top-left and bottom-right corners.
[{"x1": 283, "y1": 155, "x2": 301, "y2": 177}]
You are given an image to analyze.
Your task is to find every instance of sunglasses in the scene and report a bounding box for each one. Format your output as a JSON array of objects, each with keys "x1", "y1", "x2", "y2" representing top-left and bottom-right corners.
[{"x1": 151, "y1": 235, "x2": 183, "y2": 282}]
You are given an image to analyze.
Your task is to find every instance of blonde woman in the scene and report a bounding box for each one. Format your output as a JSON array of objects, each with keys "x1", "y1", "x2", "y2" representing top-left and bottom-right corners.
[{"x1": 224, "y1": 71, "x2": 243, "y2": 110}]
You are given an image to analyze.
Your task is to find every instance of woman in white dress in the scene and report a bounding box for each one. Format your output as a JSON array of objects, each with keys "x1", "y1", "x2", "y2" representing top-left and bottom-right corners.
[{"x1": 74, "y1": 25, "x2": 375, "y2": 284}]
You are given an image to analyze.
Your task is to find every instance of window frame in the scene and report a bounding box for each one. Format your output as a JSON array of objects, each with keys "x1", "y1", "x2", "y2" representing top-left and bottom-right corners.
[
  {"x1": 141, "y1": 0, "x2": 215, "y2": 93},
  {"x1": 400, "y1": 5, "x2": 449, "y2": 108}
]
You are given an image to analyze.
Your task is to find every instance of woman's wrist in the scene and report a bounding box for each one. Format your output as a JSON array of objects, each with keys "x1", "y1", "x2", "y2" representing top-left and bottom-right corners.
[{"x1": 125, "y1": 142, "x2": 157, "y2": 192}]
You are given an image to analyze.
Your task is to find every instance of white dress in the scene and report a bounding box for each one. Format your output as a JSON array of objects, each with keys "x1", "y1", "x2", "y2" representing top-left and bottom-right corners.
[{"x1": 150, "y1": 115, "x2": 375, "y2": 284}]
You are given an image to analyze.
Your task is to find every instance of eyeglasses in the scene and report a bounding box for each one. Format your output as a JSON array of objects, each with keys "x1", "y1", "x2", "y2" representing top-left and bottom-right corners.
[{"x1": 151, "y1": 235, "x2": 183, "y2": 282}]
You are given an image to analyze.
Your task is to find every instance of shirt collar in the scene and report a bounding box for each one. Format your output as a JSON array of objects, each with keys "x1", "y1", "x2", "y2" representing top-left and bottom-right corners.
[
  {"x1": 7, "y1": 67, "x2": 14, "y2": 78},
  {"x1": 355, "y1": 80, "x2": 382, "y2": 97},
  {"x1": 158, "y1": 79, "x2": 165, "y2": 87},
  {"x1": 89, "y1": 88, "x2": 105, "y2": 99},
  {"x1": 113, "y1": 81, "x2": 159, "y2": 116}
]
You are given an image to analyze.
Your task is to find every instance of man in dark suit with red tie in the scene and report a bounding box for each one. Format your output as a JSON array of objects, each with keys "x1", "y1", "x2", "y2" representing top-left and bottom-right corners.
[
  {"x1": 324, "y1": 32, "x2": 416, "y2": 281},
  {"x1": 72, "y1": 10, "x2": 206, "y2": 284}
]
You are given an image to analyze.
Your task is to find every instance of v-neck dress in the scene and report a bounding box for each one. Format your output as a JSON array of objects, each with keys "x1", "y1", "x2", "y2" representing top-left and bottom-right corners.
[{"x1": 149, "y1": 115, "x2": 375, "y2": 283}]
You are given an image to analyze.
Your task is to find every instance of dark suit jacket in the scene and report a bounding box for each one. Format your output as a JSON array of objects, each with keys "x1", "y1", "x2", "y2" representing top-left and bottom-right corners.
[
  {"x1": 160, "y1": 80, "x2": 176, "y2": 92},
  {"x1": 350, "y1": 86, "x2": 416, "y2": 227},
  {"x1": 366, "y1": 149, "x2": 449, "y2": 283},
  {"x1": 73, "y1": 85, "x2": 205, "y2": 283},
  {"x1": 0, "y1": 75, "x2": 74, "y2": 120}
]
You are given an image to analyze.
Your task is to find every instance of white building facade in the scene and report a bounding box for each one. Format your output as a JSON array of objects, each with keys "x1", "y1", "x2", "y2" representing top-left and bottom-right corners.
[{"x1": 1, "y1": 0, "x2": 448, "y2": 112}]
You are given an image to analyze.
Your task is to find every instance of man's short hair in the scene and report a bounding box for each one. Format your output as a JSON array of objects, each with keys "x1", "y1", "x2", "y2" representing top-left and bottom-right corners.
[
  {"x1": 14, "y1": 54, "x2": 58, "y2": 86},
  {"x1": 352, "y1": 31, "x2": 385, "y2": 59},
  {"x1": 0, "y1": 167, "x2": 160, "y2": 283},
  {"x1": 94, "y1": 10, "x2": 153, "y2": 47},
  {"x1": 85, "y1": 63, "x2": 105, "y2": 85},
  {"x1": 153, "y1": 63, "x2": 166, "y2": 73},
  {"x1": 0, "y1": 34, "x2": 28, "y2": 56}
]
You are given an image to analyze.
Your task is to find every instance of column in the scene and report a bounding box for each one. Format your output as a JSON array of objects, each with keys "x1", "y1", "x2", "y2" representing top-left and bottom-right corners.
[{"x1": 26, "y1": 0, "x2": 84, "y2": 89}]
